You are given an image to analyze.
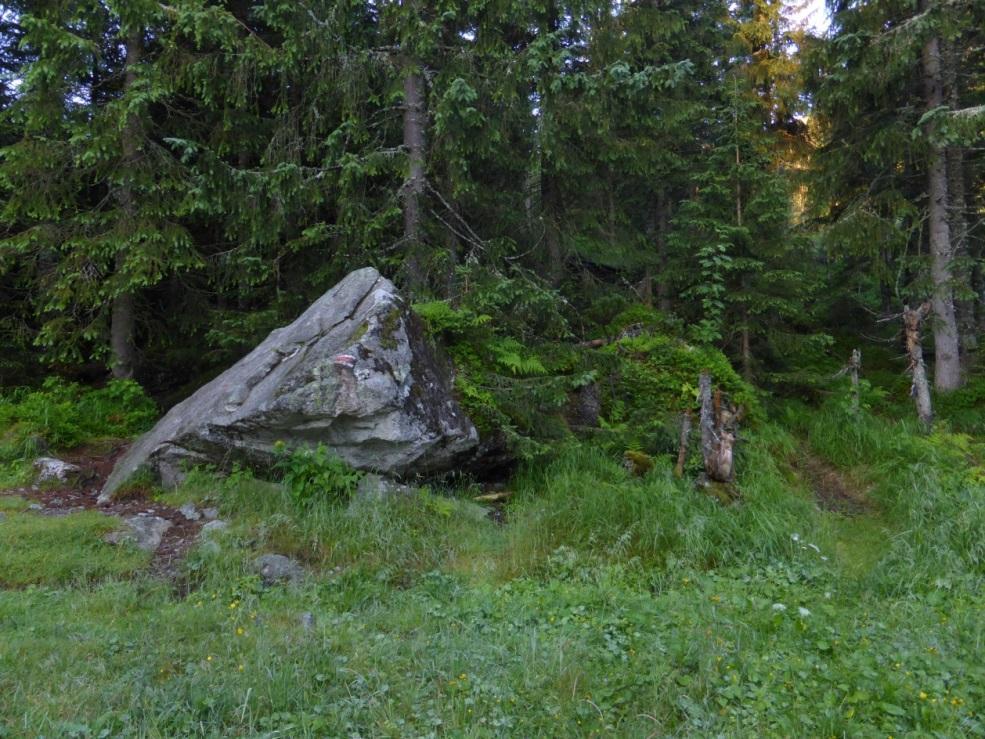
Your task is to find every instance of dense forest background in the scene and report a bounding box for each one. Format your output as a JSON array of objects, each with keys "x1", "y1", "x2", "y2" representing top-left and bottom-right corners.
[{"x1": 0, "y1": 0, "x2": 983, "y2": 413}]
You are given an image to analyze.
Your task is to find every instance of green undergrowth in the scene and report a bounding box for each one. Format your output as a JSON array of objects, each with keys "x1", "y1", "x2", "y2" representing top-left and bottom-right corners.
[
  {"x1": 1, "y1": 383, "x2": 983, "y2": 735},
  {"x1": 0, "y1": 377, "x2": 156, "y2": 463},
  {"x1": 415, "y1": 296, "x2": 759, "y2": 461}
]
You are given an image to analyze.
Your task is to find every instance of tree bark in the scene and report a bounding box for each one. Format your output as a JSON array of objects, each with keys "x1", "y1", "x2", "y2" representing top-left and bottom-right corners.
[
  {"x1": 848, "y1": 348, "x2": 861, "y2": 415},
  {"x1": 903, "y1": 303, "x2": 934, "y2": 429},
  {"x1": 740, "y1": 309, "x2": 752, "y2": 381},
  {"x1": 538, "y1": 4, "x2": 563, "y2": 287},
  {"x1": 698, "y1": 372, "x2": 737, "y2": 483},
  {"x1": 921, "y1": 30, "x2": 961, "y2": 391},
  {"x1": 401, "y1": 61, "x2": 427, "y2": 293},
  {"x1": 111, "y1": 27, "x2": 142, "y2": 380},
  {"x1": 655, "y1": 189, "x2": 671, "y2": 312},
  {"x1": 541, "y1": 161, "x2": 563, "y2": 287}
]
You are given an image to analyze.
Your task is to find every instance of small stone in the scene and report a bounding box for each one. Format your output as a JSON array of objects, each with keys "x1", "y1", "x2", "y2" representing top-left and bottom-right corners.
[
  {"x1": 202, "y1": 507, "x2": 220, "y2": 521},
  {"x1": 200, "y1": 519, "x2": 229, "y2": 537},
  {"x1": 299, "y1": 612, "x2": 315, "y2": 630},
  {"x1": 105, "y1": 515, "x2": 172, "y2": 553},
  {"x1": 33, "y1": 457, "x2": 82, "y2": 485},
  {"x1": 28, "y1": 503, "x2": 43, "y2": 511},
  {"x1": 49, "y1": 497, "x2": 64, "y2": 507},
  {"x1": 254, "y1": 554, "x2": 304, "y2": 586},
  {"x1": 179, "y1": 503, "x2": 201, "y2": 521}
]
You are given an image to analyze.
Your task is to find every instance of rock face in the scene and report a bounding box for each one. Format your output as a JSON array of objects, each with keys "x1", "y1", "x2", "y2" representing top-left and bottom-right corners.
[{"x1": 99, "y1": 268, "x2": 477, "y2": 503}]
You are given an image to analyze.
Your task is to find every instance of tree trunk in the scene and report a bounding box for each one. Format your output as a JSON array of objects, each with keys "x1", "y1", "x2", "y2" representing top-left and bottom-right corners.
[
  {"x1": 110, "y1": 285, "x2": 136, "y2": 380},
  {"x1": 111, "y1": 27, "x2": 142, "y2": 380},
  {"x1": 698, "y1": 372, "x2": 737, "y2": 483},
  {"x1": 655, "y1": 189, "x2": 671, "y2": 312},
  {"x1": 542, "y1": 163, "x2": 563, "y2": 287},
  {"x1": 674, "y1": 410, "x2": 691, "y2": 478},
  {"x1": 538, "y1": 4, "x2": 563, "y2": 287},
  {"x1": 903, "y1": 303, "x2": 934, "y2": 429},
  {"x1": 740, "y1": 310, "x2": 752, "y2": 381},
  {"x1": 848, "y1": 348, "x2": 861, "y2": 415},
  {"x1": 401, "y1": 61, "x2": 427, "y2": 293},
  {"x1": 921, "y1": 30, "x2": 961, "y2": 391}
]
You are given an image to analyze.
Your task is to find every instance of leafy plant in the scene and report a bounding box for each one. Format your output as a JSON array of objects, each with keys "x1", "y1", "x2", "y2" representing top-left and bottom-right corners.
[{"x1": 273, "y1": 442, "x2": 362, "y2": 507}]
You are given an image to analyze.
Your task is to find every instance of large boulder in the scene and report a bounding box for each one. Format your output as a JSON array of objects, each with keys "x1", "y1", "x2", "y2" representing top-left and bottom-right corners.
[{"x1": 99, "y1": 268, "x2": 478, "y2": 502}]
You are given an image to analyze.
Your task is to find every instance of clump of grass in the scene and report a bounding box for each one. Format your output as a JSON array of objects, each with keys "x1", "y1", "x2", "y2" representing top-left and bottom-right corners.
[
  {"x1": 0, "y1": 495, "x2": 30, "y2": 512},
  {"x1": 0, "y1": 510, "x2": 150, "y2": 587},
  {"x1": 172, "y1": 465, "x2": 501, "y2": 590}
]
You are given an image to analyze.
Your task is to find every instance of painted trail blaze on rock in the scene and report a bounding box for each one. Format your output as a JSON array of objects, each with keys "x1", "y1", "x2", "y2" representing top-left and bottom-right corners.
[{"x1": 99, "y1": 268, "x2": 478, "y2": 502}]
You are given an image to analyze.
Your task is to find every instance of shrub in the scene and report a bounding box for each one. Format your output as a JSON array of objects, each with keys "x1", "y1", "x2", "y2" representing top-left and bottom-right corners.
[
  {"x1": 274, "y1": 443, "x2": 362, "y2": 507},
  {"x1": 0, "y1": 377, "x2": 157, "y2": 460}
]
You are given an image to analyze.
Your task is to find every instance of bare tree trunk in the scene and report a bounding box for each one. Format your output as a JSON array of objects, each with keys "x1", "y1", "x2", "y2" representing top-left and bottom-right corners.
[
  {"x1": 401, "y1": 61, "x2": 427, "y2": 293},
  {"x1": 740, "y1": 311, "x2": 752, "y2": 381},
  {"x1": 698, "y1": 372, "x2": 737, "y2": 483},
  {"x1": 903, "y1": 303, "x2": 934, "y2": 429},
  {"x1": 538, "y1": 4, "x2": 563, "y2": 287},
  {"x1": 921, "y1": 30, "x2": 961, "y2": 391},
  {"x1": 674, "y1": 410, "x2": 691, "y2": 478},
  {"x1": 848, "y1": 348, "x2": 861, "y2": 415},
  {"x1": 542, "y1": 165, "x2": 563, "y2": 287},
  {"x1": 655, "y1": 189, "x2": 671, "y2": 312},
  {"x1": 111, "y1": 27, "x2": 142, "y2": 380},
  {"x1": 640, "y1": 264, "x2": 653, "y2": 307}
]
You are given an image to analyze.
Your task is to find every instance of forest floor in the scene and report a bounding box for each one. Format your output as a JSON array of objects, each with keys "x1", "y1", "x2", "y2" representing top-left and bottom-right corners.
[{"x1": 1, "y1": 408, "x2": 983, "y2": 737}]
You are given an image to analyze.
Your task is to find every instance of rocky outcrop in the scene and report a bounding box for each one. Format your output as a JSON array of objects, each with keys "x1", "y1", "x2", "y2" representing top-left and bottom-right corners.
[
  {"x1": 34, "y1": 457, "x2": 81, "y2": 485},
  {"x1": 99, "y1": 268, "x2": 478, "y2": 502}
]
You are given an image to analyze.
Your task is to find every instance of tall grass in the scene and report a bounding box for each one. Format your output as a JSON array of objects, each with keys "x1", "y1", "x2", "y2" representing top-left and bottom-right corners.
[
  {"x1": 785, "y1": 401, "x2": 985, "y2": 594},
  {"x1": 506, "y1": 426, "x2": 823, "y2": 580}
]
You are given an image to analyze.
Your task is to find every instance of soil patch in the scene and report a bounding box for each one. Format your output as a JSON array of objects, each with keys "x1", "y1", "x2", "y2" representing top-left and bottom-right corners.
[
  {"x1": 794, "y1": 449, "x2": 873, "y2": 515},
  {"x1": 2, "y1": 443, "x2": 201, "y2": 577}
]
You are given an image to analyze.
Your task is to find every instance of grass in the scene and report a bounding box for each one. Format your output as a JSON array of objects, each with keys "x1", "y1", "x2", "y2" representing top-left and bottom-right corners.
[
  {"x1": 0, "y1": 508, "x2": 150, "y2": 588},
  {"x1": 0, "y1": 399, "x2": 983, "y2": 736}
]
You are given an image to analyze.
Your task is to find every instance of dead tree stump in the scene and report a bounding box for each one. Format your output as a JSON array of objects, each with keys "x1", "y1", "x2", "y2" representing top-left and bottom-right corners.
[
  {"x1": 698, "y1": 372, "x2": 739, "y2": 483},
  {"x1": 903, "y1": 303, "x2": 934, "y2": 429}
]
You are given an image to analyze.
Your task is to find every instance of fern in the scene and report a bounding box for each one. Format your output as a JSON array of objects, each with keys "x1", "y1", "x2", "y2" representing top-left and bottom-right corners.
[
  {"x1": 412, "y1": 301, "x2": 491, "y2": 336},
  {"x1": 488, "y1": 338, "x2": 548, "y2": 376}
]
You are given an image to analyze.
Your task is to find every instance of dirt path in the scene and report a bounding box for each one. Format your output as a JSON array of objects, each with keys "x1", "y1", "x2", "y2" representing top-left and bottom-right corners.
[
  {"x1": 2, "y1": 444, "x2": 202, "y2": 577},
  {"x1": 793, "y1": 447, "x2": 873, "y2": 515}
]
